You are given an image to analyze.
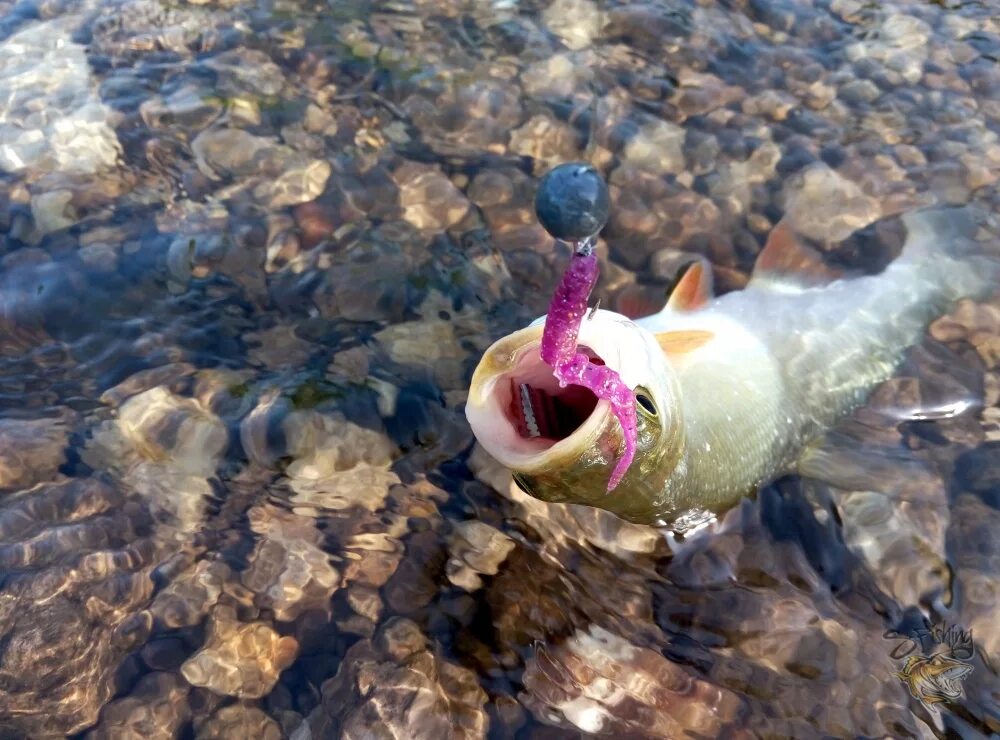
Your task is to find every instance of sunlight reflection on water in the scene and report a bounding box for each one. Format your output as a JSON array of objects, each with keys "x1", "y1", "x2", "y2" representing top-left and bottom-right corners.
[{"x1": 0, "y1": 0, "x2": 998, "y2": 736}]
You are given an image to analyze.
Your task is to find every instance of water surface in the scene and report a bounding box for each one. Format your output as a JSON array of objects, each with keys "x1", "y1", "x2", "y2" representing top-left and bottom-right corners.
[{"x1": 0, "y1": 0, "x2": 999, "y2": 736}]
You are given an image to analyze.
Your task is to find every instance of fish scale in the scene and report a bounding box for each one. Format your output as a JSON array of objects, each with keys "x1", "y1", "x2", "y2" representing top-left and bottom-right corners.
[{"x1": 635, "y1": 208, "x2": 1000, "y2": 518}]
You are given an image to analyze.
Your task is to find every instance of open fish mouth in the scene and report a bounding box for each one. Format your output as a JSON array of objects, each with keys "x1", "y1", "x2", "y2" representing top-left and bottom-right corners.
[
  {"x1": 931, "y1": 663, "x2": 973, "y2": 698},
  {"x1": 466, "y1": 327, "x2": 614, "y2": 469},
  {"x1": 506, "y1": 345, "x2": 601, "y2": 444}
]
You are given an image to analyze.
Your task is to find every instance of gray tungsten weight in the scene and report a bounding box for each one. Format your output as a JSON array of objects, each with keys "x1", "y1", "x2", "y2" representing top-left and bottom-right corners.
[{"x1": 534, "y1": 162, "x2": 611, "y2": 242}]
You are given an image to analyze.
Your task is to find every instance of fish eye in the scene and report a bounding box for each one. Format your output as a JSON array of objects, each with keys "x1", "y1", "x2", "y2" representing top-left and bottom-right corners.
[{"x1": 635, "y1": 388, "x2": 657, "y2": 417}]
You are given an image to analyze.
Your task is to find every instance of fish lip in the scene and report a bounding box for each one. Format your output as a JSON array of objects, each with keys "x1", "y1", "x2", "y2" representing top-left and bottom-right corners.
[
  {"x1": 937, "y1": 662, "x2": 973, "y2": 693},
  {"x1": 466, "y1": 324, "x2": 614, "y2": 472}
]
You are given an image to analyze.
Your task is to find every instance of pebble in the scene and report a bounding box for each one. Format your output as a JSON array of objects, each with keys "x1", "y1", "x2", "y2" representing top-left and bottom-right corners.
[
  {"x1": 542, "y1": 0, "x2": 602, "y2": 50},
  {"x1": 0, "y1": 416, "x2": 69, "y2": 490},
  {"x1": 509, "y1": 114, "x2": 582, "y2": 170},
  {"x1": 522, "y1": 53, "x2": 593, "y2": 98},
  {"x1": 0, "y1": 19, "x2": 122, "y2": 176},
  {"x1": 742, "y1": 90, "x2": 798, "y2": 121},
  {"x1": 30, "y1": 190, "x2": 76, "y2": 236},
  {"x1": 149, "y1": 560, "x2": 230, "y2": 630},
  {"x1": 191, "y1": 129, "x2": 273, "y2": 179},
  {"x1": 117, "y1": 386, "x2": 228, "y2": 473},
  {"x1": 839, "y1": 483, "x2": 949, "y2": 607},
  {"x1": 305, "y1": 227, "x2": 416, "y2": 322},
  {"x1": 838, "y1": 78, "x2": 880, "y2": 105},
  {"x1": 87, "y1": 672, "x2": 190, "y2": 740},
  {"x1": 374, "y1": 293, "x2": 488, "y2": 391},
  {"x1": 673, "y1": 70, "x2": 744, "y2": 118},
  {"x1": 243, "y1": 505, "x2": 342, "y2": 621},
  {"x1": 521, "y1": 624, "x2": 742, "y2": 736},
  {"x1": 395, "y1": 162, "x2": 471, "y2": 231},
  {"x1": 191, "y1": 128, "x2": 331, "y2": 207},
  {"x1": 782, "y1": 163, "x2": 881, "y2": 242},
  {"x1": 280, "y1": 411, "x2": 402, "y2": 514},
  {"x1": 201, "y1": 48, "x2": 285, "y2": 97},
  {"x1": 949, "y1": 495, "x2": 1000, "y2": 658},
  {"x1": 181, "y1": 606, "x2": 299, "y2": 699},
  {"x1": 195, "y1": 705, "x2": 283, "y2": 740},
  {"x1": 139, "y1": 85, "x2": 224, "y2": 131},
  {"x1": 83, "y1": 386, "x2": 228, "y2": 537},
  {"x1": 445, "y1": 520, "x2": 516, "y2": 591},
  {"x1": 255, "y1": 158, "x2": 331, "y2": 208},
  {"x1": 305, "y1": 619, "x2": 489, "y2": 739},
  {"x1": 622, "y1": 119, "x2": 687, "y2": 175}
]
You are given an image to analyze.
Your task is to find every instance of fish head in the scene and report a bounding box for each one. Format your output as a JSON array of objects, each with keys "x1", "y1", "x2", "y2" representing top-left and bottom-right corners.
[
  {"x1": 465, "y1": 309, "x2": 683, "y2": 523},
  {"x1": 896, "y1": 653, "x2": 973, "y2": 706}
]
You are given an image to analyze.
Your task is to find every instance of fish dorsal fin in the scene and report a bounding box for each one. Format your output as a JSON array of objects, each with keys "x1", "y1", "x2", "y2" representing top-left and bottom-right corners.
[
  {"x1": 751, "y1": 221, "x2": 842, "y2": 290},
  {"x1": 666, "y1": 259, "x2": 713, "y2": 312},
  {"x1": 656, "y1": 329, "x2": 714, "y2": 357}
]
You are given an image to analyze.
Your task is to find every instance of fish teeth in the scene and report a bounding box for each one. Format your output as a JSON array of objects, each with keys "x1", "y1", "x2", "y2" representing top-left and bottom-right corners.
[{"x1": 519, "y1": 384, "x2": 540, "y2": 438}]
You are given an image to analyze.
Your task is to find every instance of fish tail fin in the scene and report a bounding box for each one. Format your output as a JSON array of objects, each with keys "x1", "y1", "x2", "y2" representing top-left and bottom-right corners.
[{"x1": 899, "y1": 205, "x2": 1000, "y2": 304}]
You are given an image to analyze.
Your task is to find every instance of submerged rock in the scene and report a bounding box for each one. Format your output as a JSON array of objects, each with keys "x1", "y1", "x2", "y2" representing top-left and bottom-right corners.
[
  {"x1": 139, "y1": 85, "x2": 224, "y2": 132},
  {"x1": 83, "y1": 386, "x2": 228, "y2": 538},
  {"x1": 0, "y1": 477, "x2": 154, "y2": 735},
  {"x1": 243, "y1": 504, "x2": 341, "y2": 621},
  {"x1": 373, "y1": 290, "x2": 490, "y2": 391},
  {"x1": 445, "y1": 520, "x2": 515, "y2": 592},
  {"x1": 180, "y1": 605, "x2": 299, "y2": 699},
  {"x1": 845, "y1": 13, "x2": 931, "y2": 86},
  {"x1": 838, "y1": 486, "x2": 950, "y2": 607},
  {"x1": 257, "y1": 159, "x2": 333, "y2": 209},
  {"x1": 622, "y1": 119, "x2": 687, "y2": 176},
  {"x1": 783, "y1": 164, "x2": 881, "y2": 243},
  {"x1": 0, "y1": 17, "x2": 122, "y2": 176},
  {"x1": 87, "y1": 672, "x2": 191, "y2": 740},
  {"x1": 30, "y1": 190, "x2": 77, "y2": 236},
  {"x1": 522, "y1": 624, "x2": 742, "y2": 736},
  {"x1": 542, "y1": 0, "x2": 602, "y2": 50},
  {"x1": 306, "y1": 618, "x2": 489, "y2": 738},
  {"x1": 191, "y1": 128, "x2": 331, "y2": 207},
  {"x1": 509, "y1": 114, "x2": 582, "y2": 170},
  {"x1": 0, "y1": 416, "x2": 70, "y2": 490},
  {"x1": 195, "y1": 704, "x2": 283, "y2": 740},
  {"x1": 395, "y1": 162, "x2": 471, "y2": 232},
  {"x1": 201, "y1": 48, "x2": 285, "y2": 97},
  {"x1": 149, "y1": 559, "x2": 230, "y2": 630},
  {"x1": 949, "y1": 494, "x2": 1000, "y2": 660}
]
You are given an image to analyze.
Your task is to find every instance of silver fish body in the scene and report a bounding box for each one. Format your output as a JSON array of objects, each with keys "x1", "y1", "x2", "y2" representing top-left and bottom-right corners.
[{"x1": 467, "y1": 207, "x2": 1000, "y2": 526}]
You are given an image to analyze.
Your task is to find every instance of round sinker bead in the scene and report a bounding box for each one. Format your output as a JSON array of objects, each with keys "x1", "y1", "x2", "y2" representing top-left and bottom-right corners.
[{"x1": 534, "y1": 162, "x2": 611, "y2": 242}]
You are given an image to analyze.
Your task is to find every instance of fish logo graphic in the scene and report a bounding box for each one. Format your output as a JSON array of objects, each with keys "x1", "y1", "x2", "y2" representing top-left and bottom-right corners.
[{"x1": 895, "y1": 651, "x2": 973, "y2": 710}]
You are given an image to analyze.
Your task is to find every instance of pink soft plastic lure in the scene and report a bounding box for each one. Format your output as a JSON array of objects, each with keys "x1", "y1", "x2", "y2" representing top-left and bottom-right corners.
[{"x1": 539, "y1": 246, "x2": 638, "y2": 491}]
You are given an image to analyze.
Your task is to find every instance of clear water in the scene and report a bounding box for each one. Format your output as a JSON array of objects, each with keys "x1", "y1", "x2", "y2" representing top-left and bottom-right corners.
[{"x1": 0, "y1": 0, "x2": 998, "y2": 737}]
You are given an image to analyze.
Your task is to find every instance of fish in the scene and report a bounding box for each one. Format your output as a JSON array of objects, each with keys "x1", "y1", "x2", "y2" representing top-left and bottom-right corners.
[
  {"x1": 465, "y1": 206, "x2": 1000, "y2": 526},
  {"x1": 895, "y1": 652, "x2": 973, "y2": 708}
]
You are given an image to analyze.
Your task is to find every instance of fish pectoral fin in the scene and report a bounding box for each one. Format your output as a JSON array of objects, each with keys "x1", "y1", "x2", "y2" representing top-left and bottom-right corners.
[
  {"x1": 796, "y1": 431, "x2": 932, "y2": 491},
  {"x1": 656, "y1": 329, "x2": 714, "y2": 357},
  {"x1": 750, "y1": 220, "x2": 842, "y2": 290},
  {"x1": 665, "y1": 259, "x2": 713, "y2": 311},
  {"x1": 866, "y1": 340, "x2": 984, "y2": 423}
]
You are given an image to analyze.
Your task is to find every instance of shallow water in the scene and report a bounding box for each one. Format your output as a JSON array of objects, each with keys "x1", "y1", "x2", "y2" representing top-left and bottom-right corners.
[{"x1": 0, "y1": 0, "x2": 999, "y2": 736}]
